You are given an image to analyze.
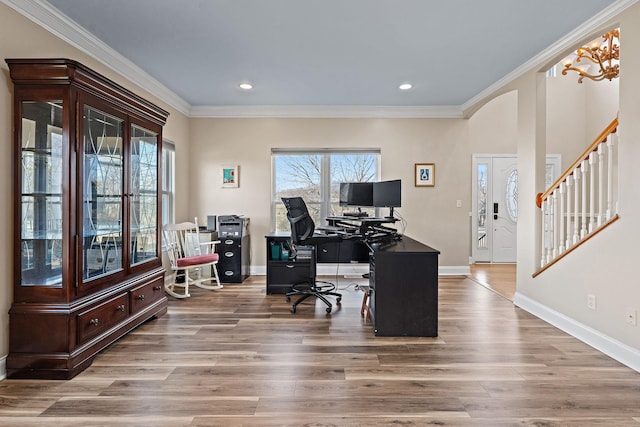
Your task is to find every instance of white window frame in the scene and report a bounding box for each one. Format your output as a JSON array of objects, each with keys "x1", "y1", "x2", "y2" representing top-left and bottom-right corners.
[
  {"x1": 271, "y1": 148, "x2": 380, "y2": 232},
  {"x1": 162, "y1": 139, "x2": 175, "y2": 231}
]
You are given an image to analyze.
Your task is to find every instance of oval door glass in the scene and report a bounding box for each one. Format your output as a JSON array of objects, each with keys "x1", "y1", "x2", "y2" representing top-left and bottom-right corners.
[
  {"x1": 130, "y1": 125, "x2": 158, "y2": 265},
  {"x1": 82, "y1": 106, "x2": 124, "y2": 280}
]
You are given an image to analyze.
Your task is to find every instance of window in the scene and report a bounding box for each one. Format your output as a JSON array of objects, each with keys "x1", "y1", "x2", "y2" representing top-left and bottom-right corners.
[
  {"x1": 272, "y1": 149, "x2": 380, "y2": 232},
  {"x1": 162, "y1": 139, "x2": 175, "y2": 229}
]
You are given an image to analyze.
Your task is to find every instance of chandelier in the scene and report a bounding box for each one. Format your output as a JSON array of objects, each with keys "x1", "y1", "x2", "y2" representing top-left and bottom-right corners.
[{"x1": 562, "y1": 29, "x2": 619, "y2": 83}]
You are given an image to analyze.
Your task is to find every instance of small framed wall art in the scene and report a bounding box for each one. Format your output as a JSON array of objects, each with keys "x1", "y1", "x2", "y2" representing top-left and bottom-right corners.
[
  {"x1": 221, "y1": 165, "x2": 239, "y2": 188},
  {"x1": 415, "y1": 163, "x2": 435, "y2": 187}
]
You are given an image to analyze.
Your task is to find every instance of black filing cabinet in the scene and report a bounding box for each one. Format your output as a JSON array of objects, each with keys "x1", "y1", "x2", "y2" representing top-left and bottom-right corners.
[
  {"x1": 218, "y1": 235, "x2": 250, "y2": 283},
  {"x1": 216, "y1": 216, "x2": 250, "y2": 283}
]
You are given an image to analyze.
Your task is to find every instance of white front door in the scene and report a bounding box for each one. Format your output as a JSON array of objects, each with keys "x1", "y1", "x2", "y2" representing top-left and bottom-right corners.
[
  {"x1": 472, "y1": 154, "x2": 561, "y2": 263},
  {"x1": 491, "y1": 157, "x2": 518, "y2": 262}
]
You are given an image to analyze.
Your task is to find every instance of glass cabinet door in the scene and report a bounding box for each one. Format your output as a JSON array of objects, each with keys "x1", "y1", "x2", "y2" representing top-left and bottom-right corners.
[
  {"x1": 21, "y1": 101, "x2": 64, "y2": 287},
  {"x1": 130, "y1": 125, "x2": 159, "y2": 266},
  {"x1": 82, "y1": 106, "x2": 124, "y2": 280}
]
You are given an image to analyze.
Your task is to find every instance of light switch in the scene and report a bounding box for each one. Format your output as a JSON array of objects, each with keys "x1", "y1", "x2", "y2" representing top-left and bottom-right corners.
[{"x1": 456, "y1": 200, "x2": 462, "y2": 208}]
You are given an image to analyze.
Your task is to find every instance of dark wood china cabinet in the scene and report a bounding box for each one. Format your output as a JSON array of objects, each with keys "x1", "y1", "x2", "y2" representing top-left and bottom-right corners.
[{"x1": 6, "y1": 58, "x2": 169, "y2": 379}]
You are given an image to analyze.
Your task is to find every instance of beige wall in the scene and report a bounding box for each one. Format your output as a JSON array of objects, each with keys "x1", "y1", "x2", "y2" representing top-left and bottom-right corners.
[
  {"x1": 0, "y1": 3, "x2": 190, "y2": 367},
  {"x1": 516, "y1": 4, "x2": 640, "y2": 356},
  {"x1": 547, "y1": 64, "x2": 619, "y2": 169},
  {"x1": 188, "y1": 117, "x2": 472, "y2": 269}
]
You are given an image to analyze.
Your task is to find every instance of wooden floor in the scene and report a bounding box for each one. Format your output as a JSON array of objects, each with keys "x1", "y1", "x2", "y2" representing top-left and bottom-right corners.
[
  {"x1": 1, "y1": 273, "x2": 640, "y2": 426},
  {"x1": 469, "y1": 263, "x2": 517, "y2": 301}
]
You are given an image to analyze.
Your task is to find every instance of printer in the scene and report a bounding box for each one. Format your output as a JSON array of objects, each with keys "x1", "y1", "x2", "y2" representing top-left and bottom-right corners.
[{"x1": 217, "y1": 215, "x2": 249, "y2": 238}]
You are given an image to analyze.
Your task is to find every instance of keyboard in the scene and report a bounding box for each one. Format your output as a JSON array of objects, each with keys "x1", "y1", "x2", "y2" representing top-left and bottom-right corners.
[{"x1": 316, "y1": 225, "x2": 346, "y2": 234}]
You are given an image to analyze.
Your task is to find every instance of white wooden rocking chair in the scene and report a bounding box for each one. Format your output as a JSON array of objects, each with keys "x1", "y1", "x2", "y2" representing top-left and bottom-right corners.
[{"x1": 163, "y1": 219, "x2": 222, "y2": 298}]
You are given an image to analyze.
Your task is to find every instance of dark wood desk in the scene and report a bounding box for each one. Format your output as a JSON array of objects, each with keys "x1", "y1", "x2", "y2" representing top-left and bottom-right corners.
[
  {"x1": 265, "y1": 233, "x2": 439, "y2": 337},
  {"x1": 368, "y1": 236, "x2": 439, "y2": 337}
]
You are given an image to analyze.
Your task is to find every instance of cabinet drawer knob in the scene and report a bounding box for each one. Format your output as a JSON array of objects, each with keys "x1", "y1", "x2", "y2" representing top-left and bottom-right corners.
[
  {"x1": 286, "y1": 264, "x2": 295, "y2": 269},
  {"x1": 137, "y1": 294, "x2": 145, "y2": 301},
  {"x1": 117, "y1": 304, "x2": 125, "y2": 312},
  {"x1": 224, "y1": 239, "x2": 234, "y2": 245},
  {"x1": 90, "y1": 318, "x2": 100, "y2": 326},
  {"x1": 153, "y1": 285, "x2": 162, "y2": 291}
]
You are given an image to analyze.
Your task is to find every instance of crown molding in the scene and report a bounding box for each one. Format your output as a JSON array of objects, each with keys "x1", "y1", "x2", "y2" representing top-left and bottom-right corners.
[
  {"x1": 462, "y1": 0, "x2": 639, "y2": 117},
  {"x1": 189, "y1": 105, "x2": 464, "y2": 119},
  {"x1": 1, "y1": 0, "x2": 191, "y2": 116}
]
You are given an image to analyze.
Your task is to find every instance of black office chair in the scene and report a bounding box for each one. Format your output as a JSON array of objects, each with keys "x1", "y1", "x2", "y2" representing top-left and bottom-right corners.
[{"x1": 281, "y1": 197, "x2": 342, "y2": 313}]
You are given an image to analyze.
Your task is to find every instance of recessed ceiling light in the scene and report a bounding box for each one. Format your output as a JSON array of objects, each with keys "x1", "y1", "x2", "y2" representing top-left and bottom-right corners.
[
  {"x1": 399, "y1": 83, "x2": 413, "y2": 91},
  {"x1": 239, "y1": 82, "x2": 253, "y2": 90}
]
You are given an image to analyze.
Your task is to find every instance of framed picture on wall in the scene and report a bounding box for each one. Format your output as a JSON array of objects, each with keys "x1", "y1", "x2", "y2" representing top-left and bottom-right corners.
[
  {"x1": 415, "y1": 163, "x2": 435, "y2": 187},
  {"x1": 221, "y1": 165, "x2": 239, "y2": 188}
]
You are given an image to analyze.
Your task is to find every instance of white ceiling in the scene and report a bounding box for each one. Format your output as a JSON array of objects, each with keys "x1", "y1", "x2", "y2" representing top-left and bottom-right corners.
[{"x1": 9, "y1": 0, "x2": 631, "y2": 116}]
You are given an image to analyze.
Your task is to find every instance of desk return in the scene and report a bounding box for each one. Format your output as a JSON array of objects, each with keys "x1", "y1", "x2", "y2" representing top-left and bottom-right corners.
[{"x1": 265, "y1": 233, "x2": 439, "y2": 337}]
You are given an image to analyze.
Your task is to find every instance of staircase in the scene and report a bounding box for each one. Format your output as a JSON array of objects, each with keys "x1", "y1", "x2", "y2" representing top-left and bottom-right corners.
[{"x1": 533, "y1": 118, "x2": 619, "y2": 277}]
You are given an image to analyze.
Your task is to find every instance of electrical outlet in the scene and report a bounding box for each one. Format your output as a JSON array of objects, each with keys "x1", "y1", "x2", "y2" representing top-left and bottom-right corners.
[
  {"x1": 587, "y1": 294, "x2": 596, "y2": 310},
  {"x1": 626, "y1": 310, "x2": 637, "y2": 326}
]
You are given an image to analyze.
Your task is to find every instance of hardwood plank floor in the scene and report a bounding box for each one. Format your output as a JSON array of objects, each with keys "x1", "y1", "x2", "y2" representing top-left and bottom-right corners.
[
  {"x1": 469, "y1": 263, "x2": 516, "y2": 301},
  {"x1": 1, "y1": 273, "x2": 640, "y2": 426}
]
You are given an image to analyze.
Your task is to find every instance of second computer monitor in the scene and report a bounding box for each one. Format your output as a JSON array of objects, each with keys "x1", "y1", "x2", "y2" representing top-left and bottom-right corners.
[{"x1": 373, "y1": 179, "x2": 401, "y2": 215}]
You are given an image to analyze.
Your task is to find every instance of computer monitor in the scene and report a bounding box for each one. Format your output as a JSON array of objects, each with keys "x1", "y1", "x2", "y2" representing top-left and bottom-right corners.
[
  {"x1": 373, "y1": 179, "x2": 401, "y2": 217},
  {"x1": 339, "y1": 182, "x2": 374, "y2": 207}
]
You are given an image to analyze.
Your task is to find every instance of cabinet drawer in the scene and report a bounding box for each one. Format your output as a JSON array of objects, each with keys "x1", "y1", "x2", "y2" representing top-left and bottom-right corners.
[
  {"x1": 267, "y1": 262, "x2": 313, "y2": 294},
  {"x1": 77, "y1": 294, "x2": 129, "y2": 344},
  {"x1": 130, "y1": 278, "x2": 165, "y2": 314}
]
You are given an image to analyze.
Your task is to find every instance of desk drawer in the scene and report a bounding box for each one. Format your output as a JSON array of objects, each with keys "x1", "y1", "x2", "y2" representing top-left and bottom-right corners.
[
  {"x1": 267, "y1": 261, "x2": 313, "y2": 294},
  {"x1": 77, "y1": 293, "x2": 129, "y2": 344},
  {"x1": 130, "y1": 278, "x2": 165, "y2": 314}
]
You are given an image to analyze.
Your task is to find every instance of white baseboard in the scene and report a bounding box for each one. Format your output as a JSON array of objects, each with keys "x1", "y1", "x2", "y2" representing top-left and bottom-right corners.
[
  {"x1": 439, "y1": 265, "x2": 471, "y2": 276},
  {"x1": 514, "y1": 292, "x2": 640, "y2": 373},
  {"x1": 251, "y1": 264, "x2": 470, "y2": 277},
  {"x1": 0, "y1": 355, "x2": 6, "y2": 380}
]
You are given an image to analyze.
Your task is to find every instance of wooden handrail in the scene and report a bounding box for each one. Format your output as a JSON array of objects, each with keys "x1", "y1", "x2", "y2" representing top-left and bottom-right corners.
[
  {"x1": 536, "y1": 117, "x2": 618, "y2": 208},
  {"x1": 532, "y1": 214, "x2": 619, "y2": 277}
]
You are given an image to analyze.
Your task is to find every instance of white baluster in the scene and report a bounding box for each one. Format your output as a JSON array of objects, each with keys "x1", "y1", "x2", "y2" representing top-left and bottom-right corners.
[
  {"x1": 558, "y1": 182, "x2": 565, "y2": 254},
  {"x1": 606, "y1": 133, "x2": 617, "y2": 220},
  {"x1": 540, "y1": 198, "x2": 547, "y2": 268},
  {"x1": 573, "y1": 169, "x2": 580, "y2": 244},
  {"x1": 552, "y1": 190, "x2": 558, "y2": 259},
  {"x1": 597, "y1": 143, "x2": 605, "y2": 227},
  {"x1": 546, "y1": 196, "x2": 552, "y2": 264},
  {"x1": 580, "y1": 160, "x2": 588, "y2": 239},
  {"x1": 565, "y1": 175, "x2": 573, "y2": 250},
  {"x1": 589, "y1": 153, "x2": 596, "y2": 233}
]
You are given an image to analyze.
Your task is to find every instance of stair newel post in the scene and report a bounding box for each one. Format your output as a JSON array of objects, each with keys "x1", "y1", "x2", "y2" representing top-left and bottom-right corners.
[{"x1": 540, "y1": 197, "x2": 547, "y2": 268}]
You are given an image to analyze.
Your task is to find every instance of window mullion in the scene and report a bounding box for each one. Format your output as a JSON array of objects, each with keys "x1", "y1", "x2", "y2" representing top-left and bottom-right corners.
[{"x1": 320, "y1": 154, "x2": 331, "y2": 224}]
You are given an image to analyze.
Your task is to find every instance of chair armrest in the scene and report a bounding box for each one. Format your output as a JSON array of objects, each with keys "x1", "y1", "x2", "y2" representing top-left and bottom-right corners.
[{"x1": 199, "y1": 240, "x2": 220, "y2": 254}]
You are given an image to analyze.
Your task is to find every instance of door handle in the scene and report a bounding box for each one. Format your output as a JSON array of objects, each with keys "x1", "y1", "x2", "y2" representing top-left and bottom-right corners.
[{"x1": 493, "y1": 203, "x2": 499, "y2": 220}]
